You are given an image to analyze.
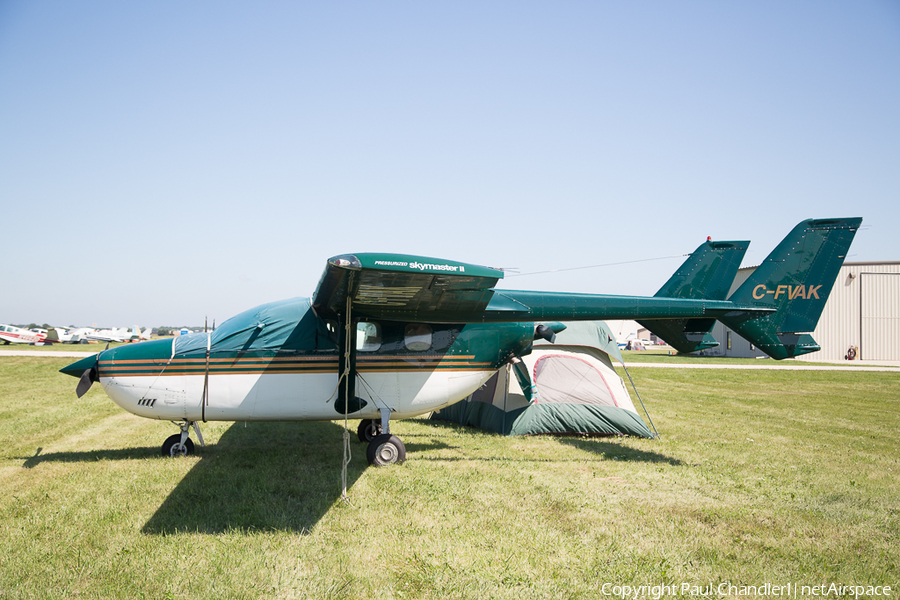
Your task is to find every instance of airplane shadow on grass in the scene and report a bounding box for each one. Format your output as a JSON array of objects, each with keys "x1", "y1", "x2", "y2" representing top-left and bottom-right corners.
[
  {"x1": 557, "y1": 437, "x2": 683, "y2": 465},
  {"x1": 23, "y1": 445, "x2": 161, "y2": 465},
  {"x1": 22, "y1": 421, "x2": 367, "y2": 535},
  {"x1": 142, "y1": 421, "x2": 366, "y2": 535},
  {"x1": 418, "y1": 419, "x2": 683, "y2": 465},
  {"x1": 20, "y1": 421, "x2": 679, "y2": 535}
]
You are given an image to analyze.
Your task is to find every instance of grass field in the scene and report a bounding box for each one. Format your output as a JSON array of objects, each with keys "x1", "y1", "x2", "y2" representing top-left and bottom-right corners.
[
  {"x1": 620, "y1": 349, "x2": 898, "y2": 367},
  {"x1": 0, "y1": 356, "x2": 898, "y2": 599}
]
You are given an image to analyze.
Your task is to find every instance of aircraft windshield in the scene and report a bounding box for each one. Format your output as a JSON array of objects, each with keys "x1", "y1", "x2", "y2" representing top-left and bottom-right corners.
[{"x1": 172, "y1": 297, "x2": 330, "y2": 356}]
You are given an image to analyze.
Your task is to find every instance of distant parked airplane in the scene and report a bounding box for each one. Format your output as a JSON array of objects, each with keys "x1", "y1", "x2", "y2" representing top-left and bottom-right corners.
[
  {"x1": 86, "y1": 326, "x2": 150, "y2": 343},
  {"x1": 0, "y1": 324, "x2": 47, "y2": 345},
  {"x1": 44, "y1": 327, "x2": 93, "y2": 344}
]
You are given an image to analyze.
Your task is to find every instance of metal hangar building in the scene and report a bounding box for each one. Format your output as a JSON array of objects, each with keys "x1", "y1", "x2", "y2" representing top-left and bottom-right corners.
[{"x1": 707, "y1": 261, "x2": 900, "y2": 362}]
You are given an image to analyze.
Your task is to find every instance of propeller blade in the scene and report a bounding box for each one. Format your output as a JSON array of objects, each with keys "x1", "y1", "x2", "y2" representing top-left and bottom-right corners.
[
  {"x1": 76, "y1": 366, "x2": 98, "y2": 398},
  {"x1": 535, "y1": 324, "x2": 556, "y2": 343}
]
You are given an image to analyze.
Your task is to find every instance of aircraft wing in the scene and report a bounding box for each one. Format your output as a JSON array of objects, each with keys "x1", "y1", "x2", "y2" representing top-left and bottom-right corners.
[
  {"x1": 310, "y1": 252, "x2": 771, "y2": 325},
  {"x1": 311, "y1": 253, "x2": 520, "y2": 322}
]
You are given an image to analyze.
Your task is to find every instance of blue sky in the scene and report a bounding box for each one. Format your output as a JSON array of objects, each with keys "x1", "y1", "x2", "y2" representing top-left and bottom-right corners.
[{"x1": 2, "y1": 1, "x2": 898, "y2": 327}]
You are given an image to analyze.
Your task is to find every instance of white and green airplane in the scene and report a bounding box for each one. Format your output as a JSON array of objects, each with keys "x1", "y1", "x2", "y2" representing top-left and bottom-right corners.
[{"x1": 62, "y1": 218, "x2": 861, "y2": 465}]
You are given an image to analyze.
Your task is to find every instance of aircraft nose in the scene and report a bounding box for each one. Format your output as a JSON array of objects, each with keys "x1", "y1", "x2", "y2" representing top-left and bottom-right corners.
[
  {"x1": 60, "y1": 352, "x2": 100, "y2": 378},
  {"x1": 60, "y1": 352, "x2": 102, "y2": 398}
]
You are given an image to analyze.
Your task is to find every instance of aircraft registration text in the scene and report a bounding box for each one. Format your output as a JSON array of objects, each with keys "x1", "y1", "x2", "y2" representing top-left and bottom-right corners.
[{"x1": 752, "y1": 284, "x2": 822, "y2": 300}]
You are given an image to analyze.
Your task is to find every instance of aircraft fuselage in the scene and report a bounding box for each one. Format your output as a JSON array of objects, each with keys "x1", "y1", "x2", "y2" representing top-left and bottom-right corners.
[{"x1": 71, "y1": 297, "x2": 534, "y2": 423}]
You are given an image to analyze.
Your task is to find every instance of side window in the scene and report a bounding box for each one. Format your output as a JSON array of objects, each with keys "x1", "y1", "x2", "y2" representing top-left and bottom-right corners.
[
  {"x1": 404, "y1": 323, "x2": 432, "y2": 352},
  {"x1": 432, "y1": 327, "x2": 456, "y2": 350},
  {"x1": 357, "y1": 322, "x2": 382, "y2": 351}
]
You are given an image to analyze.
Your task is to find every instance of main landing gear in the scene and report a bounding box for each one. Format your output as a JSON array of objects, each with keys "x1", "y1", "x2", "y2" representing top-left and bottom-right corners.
[
  {"x1": 161, "y1": 420, "x2": 205, "y2": 457},
  {"x1": 367, "y1": 433, "x2": 406, "y2": 466},
  {"x1": 358, "y1": 411, "x2": 406, "y2": 466},
  {"x1": 356, "y1": 418, "x2": 382, "y2": 442}
]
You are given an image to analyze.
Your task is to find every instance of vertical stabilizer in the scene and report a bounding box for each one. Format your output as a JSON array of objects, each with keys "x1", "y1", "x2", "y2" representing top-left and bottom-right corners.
[{"x1": 721, "y1": 217, "x2": 862, "y2": 359}]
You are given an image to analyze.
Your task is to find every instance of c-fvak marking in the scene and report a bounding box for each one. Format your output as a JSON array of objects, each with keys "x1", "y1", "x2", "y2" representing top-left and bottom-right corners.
[{"x1": 61, "y1": 218, "x2": 861, "y2": 465}]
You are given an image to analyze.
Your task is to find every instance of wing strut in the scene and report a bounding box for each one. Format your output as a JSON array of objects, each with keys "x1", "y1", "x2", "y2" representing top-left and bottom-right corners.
[
  {"x1": 337, "y1": 294, "x2": 358, "y2": 415},
  {"x1": 339, "y1": 292, "x2": 357, "y2": 503}
]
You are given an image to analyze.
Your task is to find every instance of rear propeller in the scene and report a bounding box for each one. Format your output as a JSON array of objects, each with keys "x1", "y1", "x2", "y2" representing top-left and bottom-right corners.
[{"x1": 534, "y1": 322, "x2": 566, "y2": 343}]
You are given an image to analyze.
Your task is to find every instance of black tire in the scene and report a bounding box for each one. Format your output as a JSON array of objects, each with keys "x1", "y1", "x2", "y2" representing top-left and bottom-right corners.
[
  {"x1": 162, "y1": 433, "x2": 195, "y2": 457},
  {"x1": 366, "y1": 434, "x2": 406, "y2": 466},
  {"x1": 357, "y1": 419, "x2": 383, "y2": 443}
]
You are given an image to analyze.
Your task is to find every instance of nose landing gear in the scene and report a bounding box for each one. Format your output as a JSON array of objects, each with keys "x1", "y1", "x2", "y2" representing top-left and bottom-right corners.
[
  {"x1": 161, "y1": 420, "x2": 205, "y2": 457},
  {"x1": 162, "y1": 434, "x2": 194, "y2": 456}
]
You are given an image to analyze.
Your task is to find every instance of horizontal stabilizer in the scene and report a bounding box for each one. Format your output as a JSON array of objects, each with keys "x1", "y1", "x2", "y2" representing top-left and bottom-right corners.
[
  {"x1": 644, "y1": 323, "x2": 719, "y2": 354},
  {"x1": 639, "y1": 239, "x2": 748, "y2": 353}
]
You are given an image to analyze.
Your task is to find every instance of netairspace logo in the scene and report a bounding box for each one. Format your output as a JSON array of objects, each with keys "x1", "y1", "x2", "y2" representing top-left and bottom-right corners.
[{"x1": 599, "y1": 582, "x2": 892, "y2": 599}]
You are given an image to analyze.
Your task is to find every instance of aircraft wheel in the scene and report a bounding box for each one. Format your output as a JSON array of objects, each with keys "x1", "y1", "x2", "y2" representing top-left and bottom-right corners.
[
  {"x1": 357, "y1": 419, "x2": 383, "y2": 443},
  {"x1": 162, "y1": 434, "x2": 195, "y2": 457},
  {"x1": 366, "y1": 434, "x2": 406, "y2": 467}
]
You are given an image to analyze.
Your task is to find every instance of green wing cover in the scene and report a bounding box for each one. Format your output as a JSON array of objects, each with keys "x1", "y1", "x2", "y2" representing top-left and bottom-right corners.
[{"x1": 312, "y1": 253, "x2": 505, "y2": 322}]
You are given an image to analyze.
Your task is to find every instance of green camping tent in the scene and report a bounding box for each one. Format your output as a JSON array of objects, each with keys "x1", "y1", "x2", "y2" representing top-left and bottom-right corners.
[{"x1": 430, "y1": 322, "x2": 654, "y2": 438}]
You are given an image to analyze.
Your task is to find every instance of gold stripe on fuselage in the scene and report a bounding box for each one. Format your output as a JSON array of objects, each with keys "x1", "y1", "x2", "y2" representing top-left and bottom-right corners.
[{"x1": 98, "y1": 355, "x2": 491, "y2": 377}]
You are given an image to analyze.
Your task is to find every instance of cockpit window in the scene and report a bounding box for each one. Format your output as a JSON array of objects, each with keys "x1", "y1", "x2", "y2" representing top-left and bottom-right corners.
[
  {"x1": 404, "y1": 323, "x2": 432, "y2": 352},
  {"x1": 357, "y1": 322, "x2": 382, "y2": 351}
]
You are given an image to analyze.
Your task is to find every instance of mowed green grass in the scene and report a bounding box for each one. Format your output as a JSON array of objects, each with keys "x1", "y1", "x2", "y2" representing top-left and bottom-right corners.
[
  {"x1": 0, "y1": 357, "x2": 897, "y2": 599},
  {"x1": 620, "y1": 348, "x2": 899, "y2": 367}
]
